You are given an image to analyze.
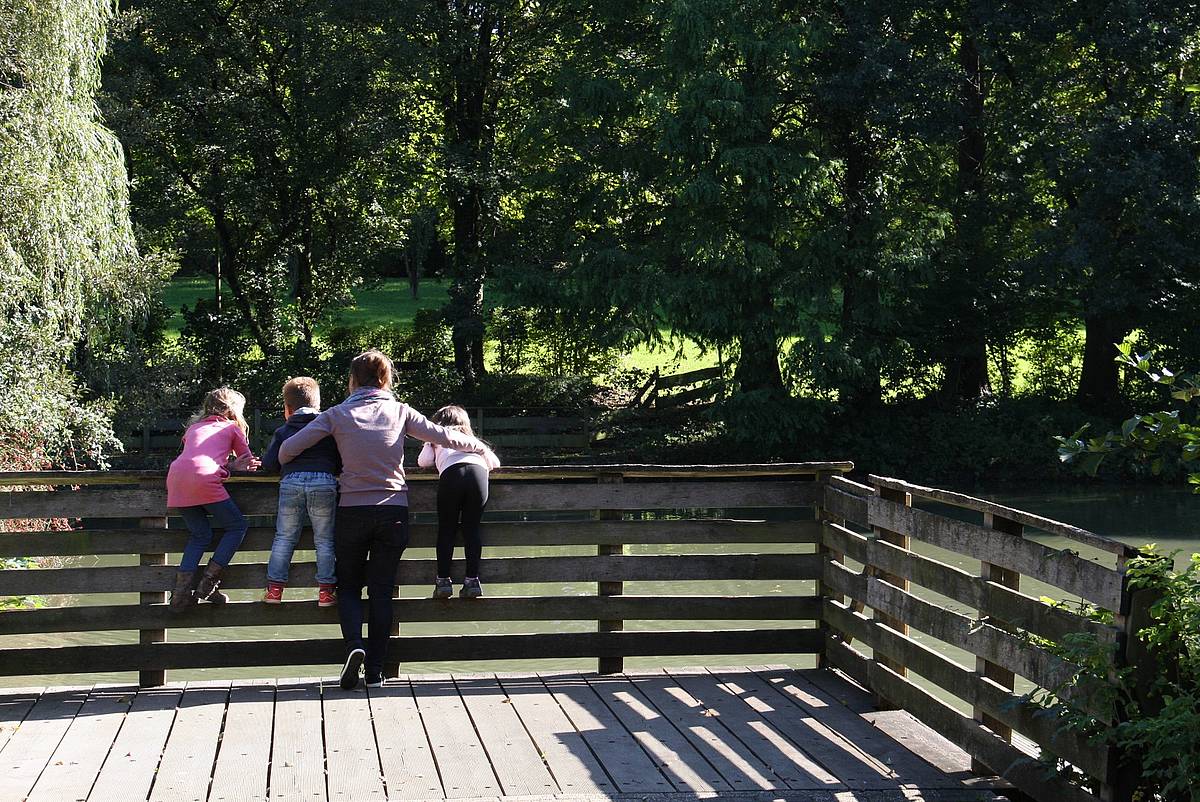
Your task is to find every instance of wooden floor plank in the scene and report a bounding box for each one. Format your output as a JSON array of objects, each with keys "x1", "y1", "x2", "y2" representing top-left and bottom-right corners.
[
  {"x1": 453, "y1": 674, "x2": 557, "y2": 797},
  {"x1": 367, "y1": 679, "x2": 443, "y2": 800},
  {"x1": 149, "y1": 681, "x2": 230, "y2": 802},
  {"x1": 540, "y1": 672, "x2": 672, "y2": 794},
  {"x1": 209, "y1": 681, "x2": 275, "y2": 802},
  {"x1": 709, "y1": 668, "x2": 909, "y2": 791},
  {"x1": 0, "y1": 685, "x2": 90, "y2": 802},
  {"x1": 410, "y1": 675, "x2": 501, "y2": 799},
  {"x1": 323, "y1": 681, "x2": 385, "y2": 802},
  {"x1": 28, "y1": 685, "x2": 133, "y2": 802},
  {"x1": 666, "y1": 668, "x2": 842, "y2": 791},
  {"x1": 786, "y1": 666, "x2": 878, "y2": 714},
  {"x1": 269, "y1": 678, "x2": 326, "y2": 802},
  {"x1": 625, "y1": 671, "x2": 780, "y2": 792},
  {"x1": 89, "y1": 686, "x2": 183, "y2": 802},
  {"x1": 752, "y1": 667, "x2": 956, "y2": 787},
  {"x1": 496, "y1": 673, "x2": 617, "y2": 796},
  {"x1": 583, "y1": 673, "x2": 732, "y2": 794},
  {"x1": 0, "y1": 686, "x2": 42, "y2": 755}
]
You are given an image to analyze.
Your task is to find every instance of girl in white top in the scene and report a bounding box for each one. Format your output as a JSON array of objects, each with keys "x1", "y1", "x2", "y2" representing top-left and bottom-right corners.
[{"x1": 417, "y1": 406, "x2": 500, "y2": 598}]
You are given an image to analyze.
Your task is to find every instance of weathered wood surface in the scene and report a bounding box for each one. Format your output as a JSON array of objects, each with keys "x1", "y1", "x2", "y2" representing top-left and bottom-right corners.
[
  {"x1": 0, "y1": 518, "x2": 820, "y2": 557},
  {"x1": 0, "y1": 479, "x2": 823, "y2": 519},
  {"x1": 821, "y1": 520, "x2": 1119, "y2": 645},
  {"x1": 0, "y1": 668, "x2": 1007, "y2": 802},
  {"x1": 867, "y1": 495, "x2": 1124, "y2": 611},
  {"x1": 868, "y1": 474, "x2": 1135, "y2": 557},
  {"x1": 0, "y1": 595, "x2": 821, "y2": 635},
  {"x1": 0, "y1": 629, "x2": 825, "y2": 676},
  {"x1": 0, "y1": 553, "x2": 822, "y2": 596},
  {"x1": 0, "y1": 462, "x2": 850, "y2": 487}
]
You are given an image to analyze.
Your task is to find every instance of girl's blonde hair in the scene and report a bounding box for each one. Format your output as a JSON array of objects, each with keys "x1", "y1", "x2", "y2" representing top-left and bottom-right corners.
[
  {"x1": 430, "y1": 405, "x2": 474, "y2": 437},
  {"x1": 189, "y1": 387, "x2": 249, "y2": 436}
]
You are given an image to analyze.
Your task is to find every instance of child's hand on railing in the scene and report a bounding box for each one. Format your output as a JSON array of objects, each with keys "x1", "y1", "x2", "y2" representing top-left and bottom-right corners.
[{"x1": 230, "y1": 453, "x2": 261, "y2": 472}]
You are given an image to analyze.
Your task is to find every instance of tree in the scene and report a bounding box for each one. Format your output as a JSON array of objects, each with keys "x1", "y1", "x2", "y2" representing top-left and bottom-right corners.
[
  {"x1": 106, "y1": 0, "x2": 411, "y2": 359},
  {"x1": 0, "y1": 0, "x2": 155, "y2": 468}
]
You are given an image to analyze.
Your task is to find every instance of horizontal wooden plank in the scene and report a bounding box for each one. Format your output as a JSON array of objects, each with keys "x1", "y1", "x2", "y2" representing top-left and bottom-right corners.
[
  {"x1": 868, "y1": 475, "x2": 1134, "y2": 558},
  {"x1": 868, "y1": 496, "x2": 1124, "y2": 611},
  {"x1": 478, "y1": 417, "x2": 585, "y2": 433},
  {"x1": 0, "y1": 519, "x2": 821, "y2": 557},
  {"x1": 824, "y1": 637, "x2": 1104, "y2": 802},
  {"x1": 0, "y1": 553, "x2": 823, "y2": 595},
  {"x1": 0, "y1": 480, "x2": 822, "y2": 519},
  {"x1": 822, "y1": 522, "x2": 1119, "y2": 646},
  {"x1": 822, "y1": 486, "x2": 869, "y2": 527},
  {"x1": 0, "y1": 463, "x2": 852, "y2": 487},
  {"x1": 0, "y1": 629, "x2": 823, "y2": 675},
  {"x1": 827, "y1": 475, "x2": 873, "y2": 497},
  {"x1": 487, "y1": 434, "x2": 590, "y2": 449},
  {"x1": 655, "y1": 366, "x2": 723, "y2": 389},
  {"x1": 0, "y1": 595, "x2": 821, "y2": 634},
  {"x1": 822, "y1": 600, "x2": 1108, "y2": 781},
  {"x1": 655, "y1": 383, "x2": 718, "y2": 408},
  {"x1": 822, "y1": 562, "x2": 1107, "y2": 722}
]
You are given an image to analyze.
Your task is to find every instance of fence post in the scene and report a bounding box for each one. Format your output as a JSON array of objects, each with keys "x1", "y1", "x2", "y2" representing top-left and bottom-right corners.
[
  {"x1": 871, "y1": 485, "x2": 910, "y2": 708},
  {"x1": 596, "y1": 473, "x2": 624, "y2": 674},
  {"x1": 815, "y1": 471, "x2": 841, "y2": 670},
  {"x1": 970, "y1": 512, "x2": 1022, "y2": 774},
  {"x1": 138, "y1": 506, "x2": 168, "y2": 688},
  {"x1": 141, "y1": 423, "x2": 151, "y2": 454}
]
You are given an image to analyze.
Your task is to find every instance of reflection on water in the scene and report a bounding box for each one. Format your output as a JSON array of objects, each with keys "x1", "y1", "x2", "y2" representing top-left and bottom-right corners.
[{"x1": 2, "y1": 484, "x2": 1196, "y2": 688}]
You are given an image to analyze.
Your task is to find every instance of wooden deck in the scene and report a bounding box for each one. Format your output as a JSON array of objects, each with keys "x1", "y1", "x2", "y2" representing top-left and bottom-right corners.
[{"x1": 0, "y1": 667, "x2": 1009, "y2": 802}]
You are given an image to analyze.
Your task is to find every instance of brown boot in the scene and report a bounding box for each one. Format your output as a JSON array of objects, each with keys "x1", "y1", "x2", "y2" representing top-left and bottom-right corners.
[
  {"x1": 197, "y1": 561, "x2": 228, "y2": 604},
  {"x1": 169, "y1": 571, "x2": 197, "y2": 613}
]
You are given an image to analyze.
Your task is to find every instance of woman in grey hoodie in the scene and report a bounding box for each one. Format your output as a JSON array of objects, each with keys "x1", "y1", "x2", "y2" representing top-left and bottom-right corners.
[{"x1": 278, "y1": 350, "x2": 490, "y2": 689}]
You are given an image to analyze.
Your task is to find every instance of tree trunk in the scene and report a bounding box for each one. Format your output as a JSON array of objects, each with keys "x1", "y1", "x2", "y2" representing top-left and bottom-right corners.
[
  {"x1": 212, "y1": 213, "x2": 275, "y2": 356},
  {"x1": 941, "y1": 32, "x2": 992, "y2": 403},
  {"x1": 734, "y1": 288, "x2": 785, "y2": 395},
  {"x1": 1077, "y1": 312, "x2": 1125, "y2": 408}
]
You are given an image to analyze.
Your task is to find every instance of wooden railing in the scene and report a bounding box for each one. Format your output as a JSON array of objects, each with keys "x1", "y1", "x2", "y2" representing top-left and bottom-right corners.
[
  {"x1": 821, "y1": 474, "x2": 1142, "y2": 802},
  {"x1": 632, "y1": 366, "x2": 724, "y2": 409},
  {"x1": 0, "y1": 464, "x2": 1149, "y2": 802}
]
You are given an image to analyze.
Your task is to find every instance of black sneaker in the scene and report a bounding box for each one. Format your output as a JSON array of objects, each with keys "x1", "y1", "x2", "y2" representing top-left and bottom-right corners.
[
  {"x1": 432, "y1": 577, "x2": 453, "y2": 599},
  {"x1": 460, "y1": 577, "x2": 483, "y2": 599},
  {"x1": 340, "y1": 648, "x2": 365, "y2": 690},
  {"x1": 365, "y1": 673, "x2": 384, "y2": 688}
]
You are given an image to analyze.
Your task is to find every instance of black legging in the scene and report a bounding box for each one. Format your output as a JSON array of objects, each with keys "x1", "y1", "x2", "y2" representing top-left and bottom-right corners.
[
  {"x1": 334, "y1": 505, "x2": 408, "y2": 677},
  {"x1": 436, "y1": 463, "x2": 489, "y2": 578}
]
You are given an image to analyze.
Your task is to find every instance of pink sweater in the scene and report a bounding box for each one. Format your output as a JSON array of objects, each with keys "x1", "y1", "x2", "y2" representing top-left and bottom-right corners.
[
  {"x1": 278, "y1": 389, "x2": 488, "y2": 506},
  {"x1": 166, "y1": 417, "x2": 252, "y2": 507},
  {"x1": 418, "y1": 441, "x2": 500, "y2": 474}
]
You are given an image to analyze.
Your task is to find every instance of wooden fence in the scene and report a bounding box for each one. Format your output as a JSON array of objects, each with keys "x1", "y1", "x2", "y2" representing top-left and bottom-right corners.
[
  {"x1": 123, "y1": 408, "x2": 590, "y2": 455},
  {"x1": 632, "y1": 366, "x2": 724, "y2": 409},
  {"x1": 0, "y1": 465, "x2": 1151, "y2": 802}
]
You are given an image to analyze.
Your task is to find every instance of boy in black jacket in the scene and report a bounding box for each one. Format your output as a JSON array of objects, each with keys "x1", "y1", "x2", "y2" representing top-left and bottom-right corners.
[{"x1": 261, "y1": 377, "x2": 342, "y2": 606}]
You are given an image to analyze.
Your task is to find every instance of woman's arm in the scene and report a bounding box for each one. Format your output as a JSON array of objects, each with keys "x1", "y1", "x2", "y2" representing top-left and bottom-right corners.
[
  {"x1": 278, "y1": 411, "x2": 334, "y2": 463},
  {"x1": 482, "y1": 447, "x2": 500, "y2": 470},
  {"x1": 405, "y1": 408, "x2": 487, "y2": 453},
  {"x1": 417, "y1": 442, "x2": 437, "y2": 468}
]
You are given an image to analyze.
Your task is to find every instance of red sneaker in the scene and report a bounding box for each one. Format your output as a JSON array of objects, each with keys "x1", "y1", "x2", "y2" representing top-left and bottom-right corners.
[
  {"x1": 318, "y1": 584, "x2": 337, "y2": 608},
  {"x1": 264, "y1": 582, "x2": 284, "y2": 604}
]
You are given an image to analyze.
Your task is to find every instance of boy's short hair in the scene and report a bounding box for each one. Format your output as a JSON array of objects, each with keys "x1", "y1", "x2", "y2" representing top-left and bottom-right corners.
[{"x1": 282, "y1": 377, "x2": 320, "y2": 411}]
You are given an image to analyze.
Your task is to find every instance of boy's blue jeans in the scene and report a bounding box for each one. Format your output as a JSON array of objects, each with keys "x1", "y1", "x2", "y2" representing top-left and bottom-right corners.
[{"x1": 267, "y1": 471, "x2": 338, "y2": 585}]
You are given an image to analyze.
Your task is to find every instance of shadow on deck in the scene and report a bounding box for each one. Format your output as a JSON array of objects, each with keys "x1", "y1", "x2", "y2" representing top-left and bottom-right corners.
[{"x1": 0, "y1": 667, "x2": 1010, "y2": 802}]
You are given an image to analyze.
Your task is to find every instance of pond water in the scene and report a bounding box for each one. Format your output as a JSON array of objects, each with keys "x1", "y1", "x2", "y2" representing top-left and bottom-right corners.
[{"x1": 2, "y1": 483, "x2": 1196, "y2": 689}]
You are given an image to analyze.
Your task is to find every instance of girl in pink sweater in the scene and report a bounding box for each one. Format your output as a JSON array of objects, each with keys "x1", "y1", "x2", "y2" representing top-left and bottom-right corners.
[{"x1": 165, "y1": 388, "x2": 260, "y2": 612}]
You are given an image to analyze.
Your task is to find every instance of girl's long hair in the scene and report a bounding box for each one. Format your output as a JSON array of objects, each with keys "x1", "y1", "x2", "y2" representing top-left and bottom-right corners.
[
  {"x1": 430, "y1": 405, "x2": 474, "y2": 437},
  {"x1": 188, "y1": 387, "x2": 250, "y2": 437}
]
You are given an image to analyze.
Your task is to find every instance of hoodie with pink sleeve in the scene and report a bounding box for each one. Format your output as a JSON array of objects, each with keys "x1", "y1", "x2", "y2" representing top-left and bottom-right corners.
[
  {"x1": 417, "y1": 439, "x2": 500, "y2": 474},
  {"x1": 277, "y1": 387, "x2": 488, "y2": 507}
]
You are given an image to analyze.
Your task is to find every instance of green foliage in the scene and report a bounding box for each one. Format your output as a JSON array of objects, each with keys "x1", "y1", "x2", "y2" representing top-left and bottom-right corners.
[
  {"x1": 1031, "y1": 549, "x2": 1200, "y2": 801},
  {"x1": 0, "y1": 0, "x2": 158, "y2": 469},
  {"x1": 1058, "y1": 347, "x2": 1200, "y2": 485}
]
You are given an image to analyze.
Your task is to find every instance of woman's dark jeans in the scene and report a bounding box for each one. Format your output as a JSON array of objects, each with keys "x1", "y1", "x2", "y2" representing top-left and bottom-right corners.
[{"x1": 334, "y1": 505, "x2": 408, "y2": 677}]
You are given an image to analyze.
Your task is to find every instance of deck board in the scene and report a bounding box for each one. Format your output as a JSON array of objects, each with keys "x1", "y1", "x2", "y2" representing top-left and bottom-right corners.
[
  {"x1": 209, "y1": 681, "x2": 275, "y2": 802},
  {"x1": 9, "y1": 668, "x2": 1003, "y2": 802},
  {"x1": 26, "y1": 685, "x2": 132, "y2": 802},
  {"x1": 0, "y1": 685, "x2": 90, "y2": 802}
]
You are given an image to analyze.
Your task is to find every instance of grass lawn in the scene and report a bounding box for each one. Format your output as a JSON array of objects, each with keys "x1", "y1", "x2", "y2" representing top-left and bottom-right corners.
[{"x1": 160, "y1": 275, "x2": 718, "y2": 376}]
